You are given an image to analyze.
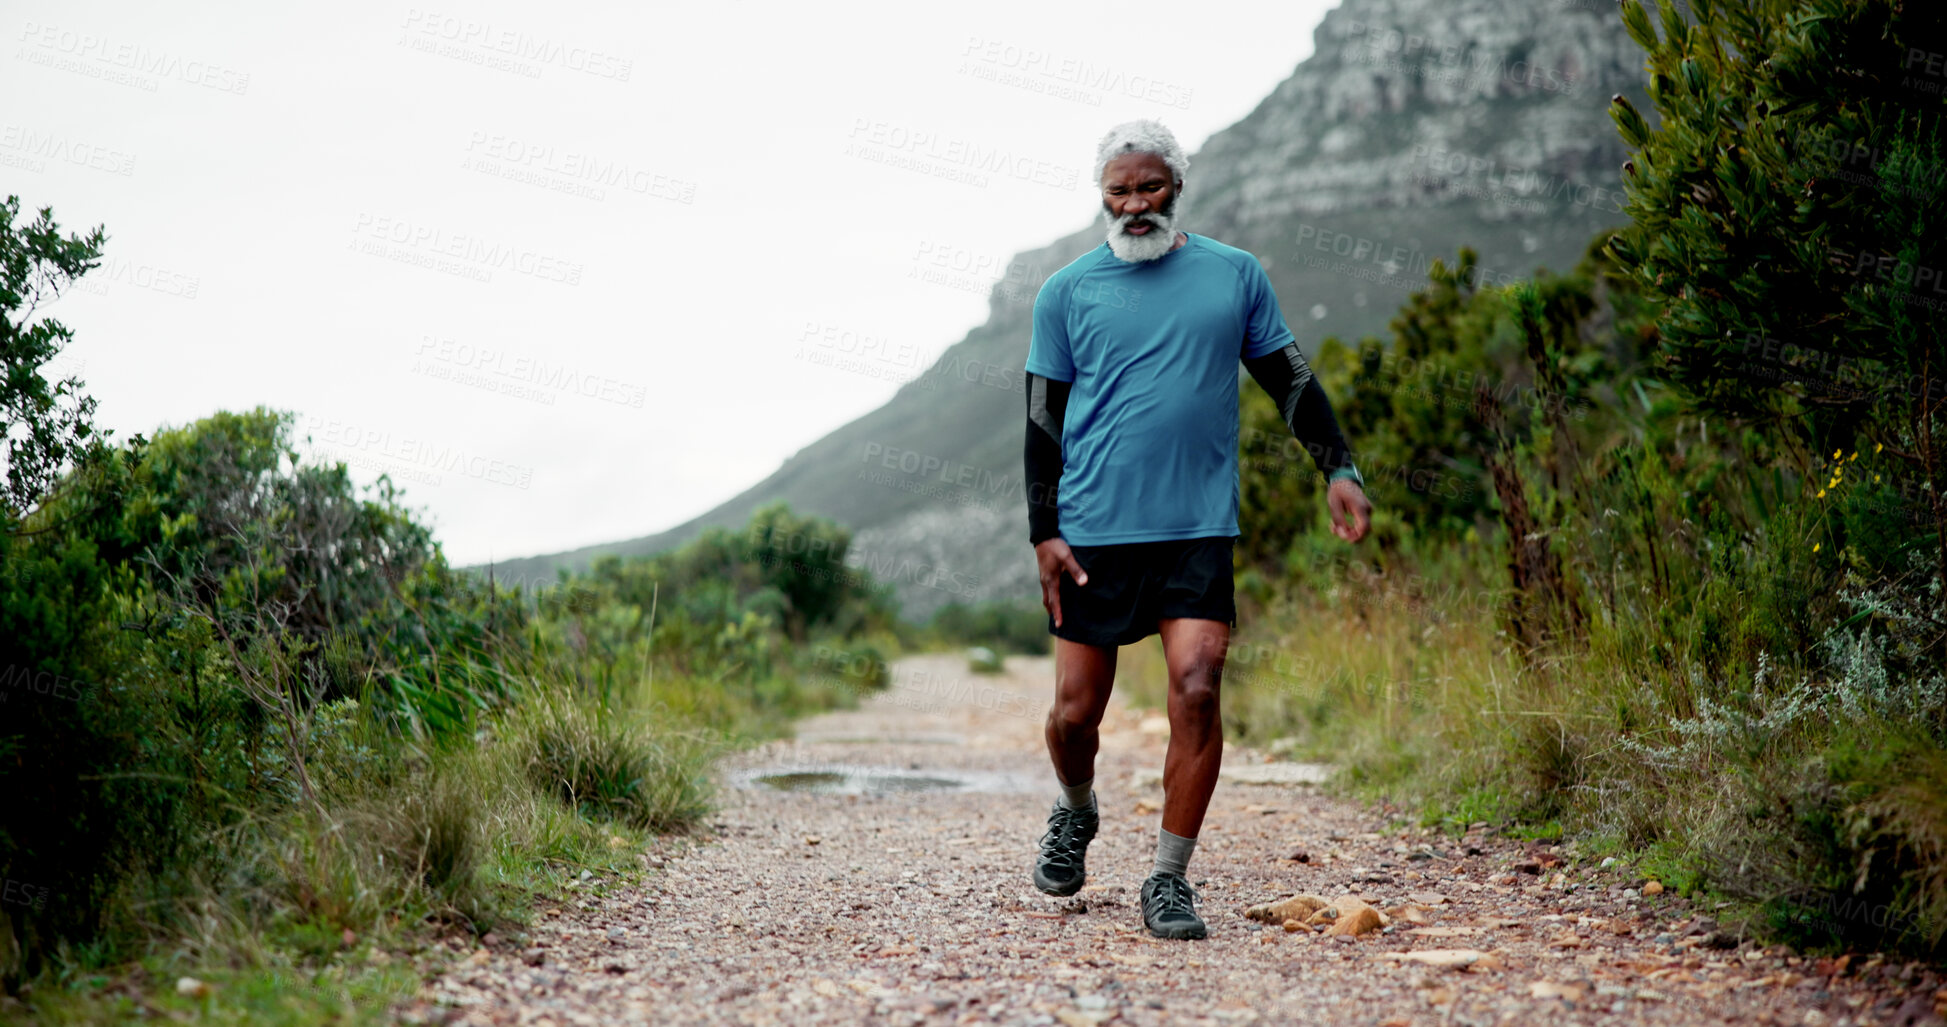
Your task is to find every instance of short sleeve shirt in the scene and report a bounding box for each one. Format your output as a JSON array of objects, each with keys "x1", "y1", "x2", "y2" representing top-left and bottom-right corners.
[{"x1": 1024, "y1": 233, "x2": 1294, "y2": 545}]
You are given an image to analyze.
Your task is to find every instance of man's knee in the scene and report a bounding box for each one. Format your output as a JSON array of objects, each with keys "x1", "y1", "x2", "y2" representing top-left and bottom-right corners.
[
  {"x1": 1050, "y1": 694, "x2": 1107, "y2": 734},
  {"x1": 1169, "y1": 662, "x2": 1222, "y2": 716}
]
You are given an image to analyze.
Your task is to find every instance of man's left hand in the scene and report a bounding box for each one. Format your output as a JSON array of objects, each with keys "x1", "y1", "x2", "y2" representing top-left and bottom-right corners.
[{"x1": 1328, "y1": 478, "x2": 1372, "y2": 543}]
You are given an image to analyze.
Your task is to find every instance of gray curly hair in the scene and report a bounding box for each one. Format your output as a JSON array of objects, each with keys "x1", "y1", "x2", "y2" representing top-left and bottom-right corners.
[{"x1": 1092, "y1": 119, "x2": 1189, "y2": 186}]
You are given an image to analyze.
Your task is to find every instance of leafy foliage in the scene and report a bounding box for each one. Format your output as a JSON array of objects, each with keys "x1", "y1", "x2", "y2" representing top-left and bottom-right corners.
[
  {"x1": 1606, "y1": 0, "x2": 1947, "y2": 607},
  {"x1": 0, "y1": 196, "x2": 105, "y2": 517}
]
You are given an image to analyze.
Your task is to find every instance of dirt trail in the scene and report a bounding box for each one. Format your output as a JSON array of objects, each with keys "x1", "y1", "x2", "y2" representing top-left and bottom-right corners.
[{"x1": 404, "y1": 654, "x2": 1940, "y2": 1026}]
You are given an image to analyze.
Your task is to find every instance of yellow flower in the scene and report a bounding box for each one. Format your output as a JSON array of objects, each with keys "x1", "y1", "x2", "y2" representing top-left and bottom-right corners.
[
  {"x1": 1876, "y1": 443, "x2": 1884, "y2": 453},
  {"x1": 1849, "y1": 451, "x2": 1858, "y2": 461},
  {"x1": 1832, "y1": 449, "x2": 1842, "y2": 460},
  {"x1": 1813, "y1": 543, "x2": 1821, "y2": 553},
  {"x1": 1817, "y1": 489, "x2": 1827, "y2": 498},
  {"x1": 1874, "y1": 474, "x2": 1881, "y2": 482}
]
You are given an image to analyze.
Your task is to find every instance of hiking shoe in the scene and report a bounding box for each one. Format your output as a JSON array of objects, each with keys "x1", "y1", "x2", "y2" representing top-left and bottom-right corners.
[
  {"x1": 1140, "y1": 872, "x2": 1207, "y2": 939},
  {"x1": 1031, "y1": 797, "x2": 1098, "y2": 896}
]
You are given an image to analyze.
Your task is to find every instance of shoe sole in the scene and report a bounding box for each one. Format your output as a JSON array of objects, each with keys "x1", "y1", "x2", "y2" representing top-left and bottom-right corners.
[
  {"x1": 1032, "y1": 865, "x2": 1085, "y2": 896},
  {"x1": 1144, "y1": 921, "x2": 1207, "y2": 940}
]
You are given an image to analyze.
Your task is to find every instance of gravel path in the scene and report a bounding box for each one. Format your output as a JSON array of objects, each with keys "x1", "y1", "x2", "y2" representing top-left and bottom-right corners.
[{"x1": 403, "y1": 654, "x2": 1943, "y2": 1026}]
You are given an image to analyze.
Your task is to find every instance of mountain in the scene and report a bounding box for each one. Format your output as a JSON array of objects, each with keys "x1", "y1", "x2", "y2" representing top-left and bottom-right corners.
[{"x1": 481, "y1": 0, "x2": 1648, "y2": 617}]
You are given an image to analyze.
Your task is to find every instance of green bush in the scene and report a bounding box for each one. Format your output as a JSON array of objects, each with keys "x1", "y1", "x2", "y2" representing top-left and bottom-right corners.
[
  {"x1": 928, "y1": 599, "x2": 1048, "y2": 655},
  {"x1": 966, "y1": 646, "x2": 1003, "y2": 674}
]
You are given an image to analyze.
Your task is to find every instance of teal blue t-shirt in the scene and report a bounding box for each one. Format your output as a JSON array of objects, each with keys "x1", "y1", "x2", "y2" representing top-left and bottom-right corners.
[{"x1": 1024, "y1": 233, "x2": 1295, "y2": 545}]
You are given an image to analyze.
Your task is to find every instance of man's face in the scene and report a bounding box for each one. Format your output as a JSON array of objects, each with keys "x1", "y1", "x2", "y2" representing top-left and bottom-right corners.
[{"x1": 1100, "y1": 151, "x2": 1181, "y2": 262}]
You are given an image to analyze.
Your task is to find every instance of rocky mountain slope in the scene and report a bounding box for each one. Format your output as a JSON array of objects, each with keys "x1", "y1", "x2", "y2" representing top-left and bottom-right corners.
[{"x1": 485, "y1": 0, "x2": 1649, "y2": 618}]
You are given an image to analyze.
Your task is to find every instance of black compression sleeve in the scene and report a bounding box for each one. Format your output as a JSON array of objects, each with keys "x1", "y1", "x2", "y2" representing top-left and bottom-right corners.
[
  {"x1": 1242, "y1": 343, "x2": 1359, "y2": 481},
  {"x1": 1024, "y1": 373, "x2": 1071, "y2": 544}
]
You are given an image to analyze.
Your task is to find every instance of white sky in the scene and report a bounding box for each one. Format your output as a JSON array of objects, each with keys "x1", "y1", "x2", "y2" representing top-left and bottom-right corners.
[{"x1": 4, "y1": 0, "x2": 1337, "y2": 565}]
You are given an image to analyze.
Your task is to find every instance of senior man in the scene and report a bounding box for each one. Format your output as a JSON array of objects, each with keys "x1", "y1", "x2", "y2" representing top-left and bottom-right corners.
[{"x1": 1021, "y1": 119, "x2": 1371, "y2": 940}]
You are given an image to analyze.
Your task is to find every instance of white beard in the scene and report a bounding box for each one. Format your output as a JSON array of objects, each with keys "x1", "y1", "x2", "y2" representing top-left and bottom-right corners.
[{"x1": 1103, "y1": 208, "x2": 1180, "y2": 263}]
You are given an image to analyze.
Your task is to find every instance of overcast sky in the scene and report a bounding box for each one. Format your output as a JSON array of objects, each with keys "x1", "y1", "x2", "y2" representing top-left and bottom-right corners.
[{"x1": 4, "y1": 0, "x2": 1337, "y2": 566}]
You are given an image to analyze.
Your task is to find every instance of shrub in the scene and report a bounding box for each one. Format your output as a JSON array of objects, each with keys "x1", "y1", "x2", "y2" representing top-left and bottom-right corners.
[
  {"x1": 967, "y1": 647, "x2": 1003, "y2": 674},
  {"x1": 514, "y1": 693, "x2": 715, "y2": 833},
  {"x1": 928, "y1": 600, "x2": 1048, "y2": 655}
]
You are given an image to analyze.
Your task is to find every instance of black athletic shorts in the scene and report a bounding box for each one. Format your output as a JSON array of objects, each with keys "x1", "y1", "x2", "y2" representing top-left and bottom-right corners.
[{"x1": 1049, "y1": 536, "x2": 1235, "y2": 647}]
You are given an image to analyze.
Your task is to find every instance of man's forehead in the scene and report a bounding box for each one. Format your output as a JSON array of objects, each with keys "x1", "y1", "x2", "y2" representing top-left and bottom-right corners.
[{"x1": 1101, "y1": 151, "x2": 1175, "y2": 181}]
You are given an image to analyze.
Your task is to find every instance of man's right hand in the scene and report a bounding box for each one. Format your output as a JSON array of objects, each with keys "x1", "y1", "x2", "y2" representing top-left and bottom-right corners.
[{"x1": 1035, "y1": 538, "x2": 1088, "y2": 628}]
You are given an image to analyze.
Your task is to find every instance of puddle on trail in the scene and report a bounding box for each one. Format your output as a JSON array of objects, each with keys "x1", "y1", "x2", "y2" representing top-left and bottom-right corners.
[{"x1": 735, "y1": 765, "x2": 1040, "y2": 796}]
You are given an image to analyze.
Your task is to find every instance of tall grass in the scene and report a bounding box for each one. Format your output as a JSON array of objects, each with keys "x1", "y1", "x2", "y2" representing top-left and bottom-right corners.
[
  {"x1": 1147, "y1": 513, "x2": 1947, "y2": 958},
  {"x1": 16, "y1": 595, "x2": 891, "y2": 1023},
  {"x1": 513, "y1": 688, "x2": 717, "y2": 833},
  {"x1": 1121, "y1": 549, "x2": 1516, "y2": 784}
]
